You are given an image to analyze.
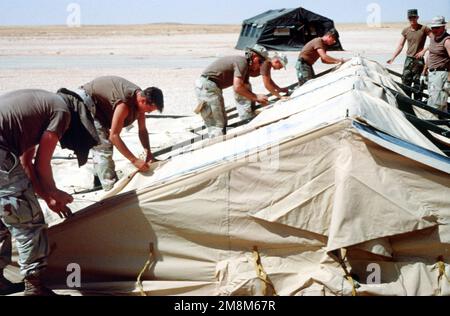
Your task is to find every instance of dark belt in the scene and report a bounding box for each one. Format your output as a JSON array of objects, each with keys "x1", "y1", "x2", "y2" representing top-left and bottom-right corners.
[
  {"x1": 406, "y1": 56, "x2": 424, "y2": 61},
  {"x1": 201, "y1": 74, "x2": 219, "y2": 85},
  {"x1": 429, "y1": 67, "x2": 449, "y2": 72},
  {"x1": 298, "y1": 58, "x2": 312, "y2": 66}
]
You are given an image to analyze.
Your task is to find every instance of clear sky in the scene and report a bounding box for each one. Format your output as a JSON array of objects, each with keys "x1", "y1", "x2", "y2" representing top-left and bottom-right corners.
[{"x1": 0, "y1": 0, "x2": 449, "y2": 25}]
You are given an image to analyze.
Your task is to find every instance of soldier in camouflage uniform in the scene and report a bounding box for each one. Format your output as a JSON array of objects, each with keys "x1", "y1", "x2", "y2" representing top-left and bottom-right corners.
[
  {"x1": 78, "y1": 76, "x2": 164, "y2": 191},
  {"x1": 195, "y1": 45, "x2": 270, "y2": 138},
  {"x1": 296, "y1": 28, "x2": 345, "y2": 86},
  {"x1": 0, "y1": 149, "x2": 48, "y2": 294},
  {"x1": 0, "y1": 89, "x2": 73, "y2": 296},
  {"x1": 194, "y1": 76, "x2": 228, "y2": 138},
  {"x1": 402, "y1": 56, "x2": 426, "y2": 97},
  {"x1": 234, "y1": 82, "x2": 256, "y2": 122},
  {"x1": 387, "y1": 9, "x2": 431, "y2": 100},
  {"x1": 426, "y1": 16, "x2": 450, "y2": 113}
]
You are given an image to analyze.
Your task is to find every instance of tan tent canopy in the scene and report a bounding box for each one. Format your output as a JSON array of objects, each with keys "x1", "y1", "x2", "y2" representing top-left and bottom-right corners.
[{"x1": 10, "y1": 57, "x2": 450, "y2": 296}]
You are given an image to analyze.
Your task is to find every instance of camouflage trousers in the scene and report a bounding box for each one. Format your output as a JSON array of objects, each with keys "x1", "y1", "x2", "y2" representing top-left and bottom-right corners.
[
  {"x1": 295, "y1": 60, "x2": 315, "y2": 86},
  {"x1": 0, "y1": 148, "x2": 48, "y2": 277},
  {"x1": 195, "y1": 77, "x2": 255, "y2": 138},
  {"x1": 234, "y1": 82, "x2": 256, "y2": 122},
  {"x1": 427, "y1": 70, "x2": 449, "y2": 113},
  {"x1": 91, "y1": 120, "x2": 118, "y2": 191},
  {"x1": 402, "y1": 56, "x2": 425, "y2": 100}
]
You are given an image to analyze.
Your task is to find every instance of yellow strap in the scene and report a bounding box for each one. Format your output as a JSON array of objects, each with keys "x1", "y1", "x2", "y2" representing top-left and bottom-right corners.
[
  {"x1": 252, "y1": 246, "x2": 278, "y2": 296},
  {"x1": 336, "y1": 249, "x2": 358, "y2": 296},
  {"x1": 136, "y1": 243, "x2": 154, "y2": 297},
  {"x1": 437, "y1": 261, "x2": 450, "y2": 283},
  {"x1": 345, "y1": 275, "x2": 358, "y2": 297}
]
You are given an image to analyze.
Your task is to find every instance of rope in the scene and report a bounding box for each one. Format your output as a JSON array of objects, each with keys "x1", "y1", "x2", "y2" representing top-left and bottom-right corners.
[
  {"x1": 136, "y1": 243, "x2": 154, "y2": 296},
  {"x1": 436, "y1": 258, "x2": 450, "y2": 295},
  {"x1": 345, "y1": 275, "x2": 358, "y2": 297},
  {"x1": 335, "y1": 249, "x2": 358, "y2": 296},
  {"x1": 437, "y1": 261, "x2": 450, "y2": 283},
  {"x1": 252, "y1": 246, "x2": 278, "y2": 296}
]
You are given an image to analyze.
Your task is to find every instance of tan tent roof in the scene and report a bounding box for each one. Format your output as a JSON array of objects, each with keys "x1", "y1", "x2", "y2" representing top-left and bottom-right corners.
[{"x1": 8, "y1": 58, "x2": 450, "y2": 296}]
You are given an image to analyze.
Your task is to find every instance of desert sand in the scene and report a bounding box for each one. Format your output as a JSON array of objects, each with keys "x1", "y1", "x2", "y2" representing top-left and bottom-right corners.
[
  {"x1": 0, "y1": 23, "x2": 411, "y2": 199},
  {"x1": 0, "y1": 23, "x2": 408, "y2": 116}
]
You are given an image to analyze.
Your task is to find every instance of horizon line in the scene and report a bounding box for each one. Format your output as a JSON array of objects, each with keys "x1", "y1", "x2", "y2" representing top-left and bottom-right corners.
[{"x1": 0, "y1": 21, "x2": 414, "y2": 28}]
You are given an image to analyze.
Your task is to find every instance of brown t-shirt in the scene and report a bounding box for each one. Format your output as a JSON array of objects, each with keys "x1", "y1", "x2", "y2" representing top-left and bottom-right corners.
[
  {"x1": 299, "y1": 38, "x2": 326, "y2": 65},
  {"x1": 82, "y1": 76, "x2": 140, "y2": 129},
  {"x1": 401, "y1": 25, "x2": 430, "y2": 57},
  {"x1": 260, "y1": 60, "x2": 272, "y2": 76},
  {"x1": 202, "y1": 56, "x2": 249, "y2": 89},
  {"x1": 428, "y1": 32, "x2": 450, "y2": 70},
  {"x1": 0, "y1": 89, "x2": 71, "y2": 156}
]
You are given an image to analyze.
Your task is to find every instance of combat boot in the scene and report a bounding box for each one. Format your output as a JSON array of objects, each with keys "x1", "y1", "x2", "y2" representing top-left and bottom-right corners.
[{"x1": 23, "y1": 272, "x2": 59, "y2": 296}]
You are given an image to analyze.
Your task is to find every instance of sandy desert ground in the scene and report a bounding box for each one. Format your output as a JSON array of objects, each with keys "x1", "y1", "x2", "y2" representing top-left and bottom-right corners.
[
  {"x1": 0, "y1": 23, "x2": 418, "y2": 200},
  {"x1": 0, "y1": 23, "x2": 409, "y2": 115}
]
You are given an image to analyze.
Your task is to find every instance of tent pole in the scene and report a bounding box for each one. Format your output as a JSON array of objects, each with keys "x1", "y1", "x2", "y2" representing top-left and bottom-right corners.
[
  {"x1": 386, "y1": 68, "x2": 427, "y2": 88},
  {"x1": 384, "y1": 86, "x2": 450, "y2": 119}
]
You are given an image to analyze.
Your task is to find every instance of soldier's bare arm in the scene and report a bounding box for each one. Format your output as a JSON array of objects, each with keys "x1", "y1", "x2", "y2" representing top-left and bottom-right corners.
[
  {"x1": 137, "y1": 113, "x2": 154, "y2": 163},
  {"x1": 317, "y1": 48, "x2": 345, "y2": 65},
  {"x1": 35, "y1": 131, "x2": 73, "y2": 217},
  {"x1": 110, "y1": 103, "x2": 149, "y2": 171},
  {"x1": 388, "y1": 36, "x2": 407, "y2": 64},
  {"x1": 20, "y1": 146, "x2": 46, "y2": 199},
  {"x1": 445, "y1": 39, "x2": 450, "y2": 81},
  {"x1": 233, "y1": 76, "x2": 269, "y2": 105}
]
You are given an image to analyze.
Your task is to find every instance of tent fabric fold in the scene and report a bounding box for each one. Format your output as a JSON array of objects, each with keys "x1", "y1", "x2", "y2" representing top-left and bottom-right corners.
[{"x1": 18, "y1": 57, "x2": 449, "y2": 296}]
